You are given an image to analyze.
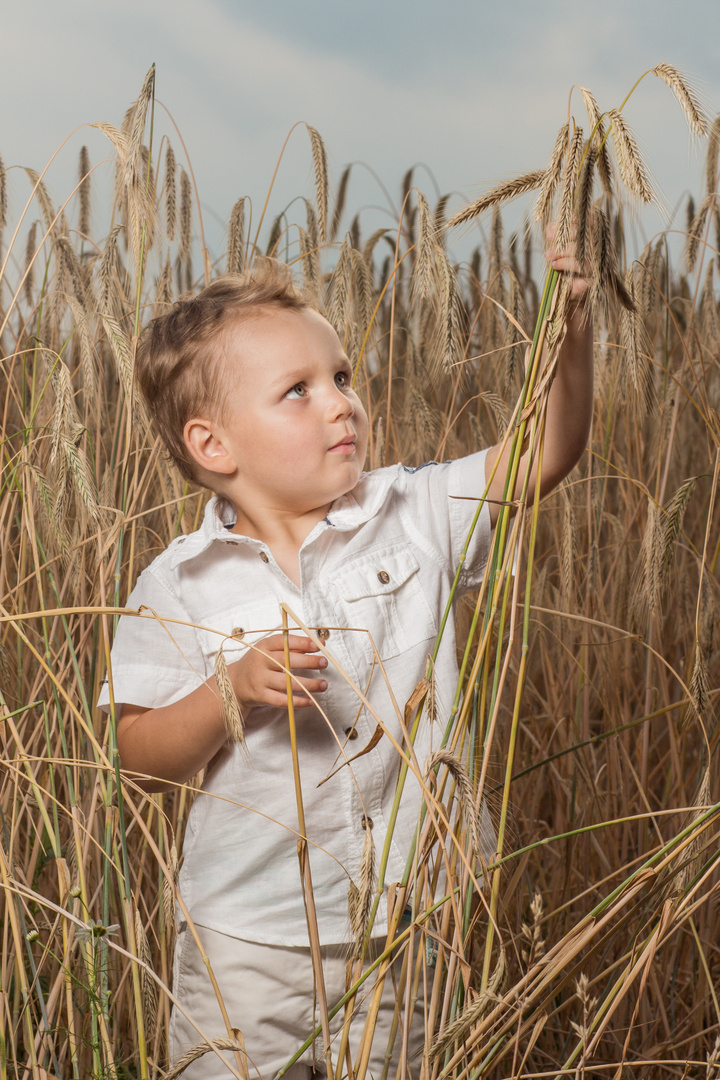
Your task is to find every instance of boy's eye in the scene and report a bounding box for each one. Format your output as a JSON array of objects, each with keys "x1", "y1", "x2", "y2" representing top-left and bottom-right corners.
[
  {"x1": 335, "y1": 371, "x2": 349, "y2": 389},
  {"x1": 285, "y1": 383, "x2": 307, "y2": 399}
]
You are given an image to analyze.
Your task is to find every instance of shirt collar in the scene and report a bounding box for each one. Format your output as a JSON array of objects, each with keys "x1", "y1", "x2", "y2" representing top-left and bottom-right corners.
[{"x1": 166, "y1": 467, "x2": 399, "y2": 569}]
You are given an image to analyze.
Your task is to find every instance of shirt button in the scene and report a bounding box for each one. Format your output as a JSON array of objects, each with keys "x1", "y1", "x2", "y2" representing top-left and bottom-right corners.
[
  {"x1": 377, "y1": 570, "x2": 390, "y2": 584},
  {"x1": 344, "y1": 727, "x2": 358, "y2": 740},
  {"x1": 259, "y1": 551, "x2": 269, "y2": 563},
  {"x1": 232, "y1": 627, "x2": 244, "y2": 639},
  {"x1": 317, "y1": 628, "x2": 330, "y2": 641},
  {"x1": 361, "y1": 815, "x2": 374, "y2": 830}
]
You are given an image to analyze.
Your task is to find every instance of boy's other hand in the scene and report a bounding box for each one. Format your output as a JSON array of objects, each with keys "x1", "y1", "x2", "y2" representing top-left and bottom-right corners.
[
  {"x1": 545, "y1": 223, "x2": 591, "y2": 303},
  {"x1": 231, "y1": 633, "x2": 328, "y2": 711}
]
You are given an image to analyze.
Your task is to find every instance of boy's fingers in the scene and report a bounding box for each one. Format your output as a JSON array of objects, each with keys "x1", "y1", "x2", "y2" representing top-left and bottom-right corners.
[
  {"x1": 267, "y1": 672, "x2": 327, "y2": 695},
  {"x1": 263, "y1": 633, "x2": 320, "y2": 651}
]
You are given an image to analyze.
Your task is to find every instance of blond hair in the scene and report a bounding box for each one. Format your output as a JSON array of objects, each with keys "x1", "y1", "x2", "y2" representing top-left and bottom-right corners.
[{"x1": 135, "y1": 258, "x2": 314, "y2": 481}]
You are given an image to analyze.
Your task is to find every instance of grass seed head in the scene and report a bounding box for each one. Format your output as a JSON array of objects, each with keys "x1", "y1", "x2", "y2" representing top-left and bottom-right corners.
[
  {"x1": 448, "y1": 170, "x2": 546, "y2": 229},
  {"x1": 331, "y1": 163, "x2": 351, "y2": 242},
  {"x1": 652, "y1": 63, "x2": 708, "y2": 137},
  {"x1": 705, "y1": 114, "x2": 720, "y2": 198},
  {"x1": 78, "y1": 145, "x2": 91, "y2": 236},
  {"x1": 306, "y1": 124, "x2": 328, "y2": 244},
  {"x1": 535, "y1": 121, "x2": 570, "y2": 226},
  {"x1": 227, "y1": 197, "x2": 246, "y2": 276},
  {"x1": 214, "y1": 647, "x2": 247, "y2": 754},
  {"x1": 165, "y1": 142, "x2": 177, "y2": 242},
  {"x1": 607, "y1": 109, "x2": 654, "y2": 204},
  {"x1": 0, "y1": 154, "x2": 6, "y2": 230},
  {"x1": 178, "y1": 168, "x2": 192, "y2": 263},
  {"x1": 134, "y1": 909, "x2": 157, "y2": 1041}
]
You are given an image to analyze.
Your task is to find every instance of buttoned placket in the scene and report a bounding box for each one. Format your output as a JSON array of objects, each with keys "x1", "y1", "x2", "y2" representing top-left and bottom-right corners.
[{"x1": 297, "y1": 518, "x2": 389, "y2": 882}]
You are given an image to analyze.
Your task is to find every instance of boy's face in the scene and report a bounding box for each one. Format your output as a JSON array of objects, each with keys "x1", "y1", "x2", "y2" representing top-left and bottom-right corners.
[{"x1": 202, "y1": 308, "x2": 369, "y2": 518}]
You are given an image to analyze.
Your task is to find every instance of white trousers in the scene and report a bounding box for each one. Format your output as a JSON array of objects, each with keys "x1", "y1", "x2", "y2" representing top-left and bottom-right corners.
[{"x1": 169, "y1": 924, "x2": 431, "y2": 1080}]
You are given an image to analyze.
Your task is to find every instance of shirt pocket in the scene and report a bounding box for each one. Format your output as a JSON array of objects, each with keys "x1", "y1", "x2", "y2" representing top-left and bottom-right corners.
[{"x1": 332, "y1": 548, "x2": 437, "y2": 662}]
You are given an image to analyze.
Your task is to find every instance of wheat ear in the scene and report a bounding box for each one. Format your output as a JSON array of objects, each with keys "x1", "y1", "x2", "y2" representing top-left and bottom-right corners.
[
  {"x1": 652, "y1": 64, "x2": 708, "y2": 137},
  {"x1": 607, "y1": 109, "x2": 654, "y2": 204},
  {"x1": 214, "y1": 648, "x2": 247, "y2": 754},
  {"x1": 448, "y1": 171, "x2": 546, "y2": 228},
  {"x1": 534, "y1": 121, "x2": 570, "y2": 225}
]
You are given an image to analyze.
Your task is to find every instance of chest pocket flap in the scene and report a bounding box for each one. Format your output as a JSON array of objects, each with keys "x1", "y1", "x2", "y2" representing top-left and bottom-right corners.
[{"x1": 333, "y1": 548, "x2": 436, "y2": 660}]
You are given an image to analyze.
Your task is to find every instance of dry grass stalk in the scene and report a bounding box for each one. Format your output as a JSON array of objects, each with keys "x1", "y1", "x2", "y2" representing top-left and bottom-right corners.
[
  {"x1": 134, "y1": 908, "x2": 157, "y2": 1041},
  {"x1": 0, "y1": 153, "x2": 6, "y2": 233},
  {"x1": 447, "y1": 170, "x2": 545, "y2": 229},
  {"x1": 559, "y1": 483, "x2": 576, "y2": 611},
  {"x1": 607, "y1": 109, "x2": 654, "y2": 203},
  {"x1": 306, "y1": 124, "x2": 329, "y2": 244},
  {"x1": 158, "y1": 251, "x2": 174, "y2": 306},
  {"x1": 164, "y1": 1034, "x2": 246, "y2": 1080},
  {"x1": 299, "y1": 202, "x2": 322, "y2": 299},
  {"x1": 163, "y1": 842, "x2": 179, "y2": 933},
  {"x1": 557, "y1": 126, "x2": 584, "y2": 251},
  {"x1": 705, "y1": 114, "x2": 720, "y2": 197},
  {"x1": 535, "y1": 121, "x2": 570, "y2": 225},
  {"x1": 652, "y1": 63, "x2": 708, "y2": 137},
  {"x1": 349, "y1": 246, "x2": 374, "y2": 333},
  {"x1": 165, "y1": 143, "x2": 177, "y2": 242},
  {"x1": 24, "y1": 221, "x2": 37, "y2": 305},
  {"x1": 632, "y1": 497, "x2": 663, "y2": 624},
  {"x1": 179, "y1": 167, "x2": 192, "y2": 264},
  {"x1": 521, "y1": 892, "x2": 546, "y2": 968},
  {"x1": 125, "y1": 66, "x2": 155, "y2": 188},
  {"x1": 331, "y1": 163, "x2": 352, "y2": 242},
  {"x1": 429, "y1": 945, "x2": 506, "y2": 1062},
  {"x1": 348, "y1": 824, "x2": 376, "y2": 955},
  {"x1": 24, "y1": 167, "x2": 57, "y2": 237},
  {"x1": 327, "y1": 235, "x2": 352, "y2": 334},
  {"x1": 686, "y1": 193, "x2": 715, "y2": 273},
  {"x1": 412, "y1": 190, "x2": 435, "y2": 302},
  {"x1": 99, "y1": 224, "x2": 122, "y2": 315},
  {"x1": 78, "y1": 145, "x2": 91, "y2": 236},
  {"x1": 425, "y1": 749, "x2": 480, "y2": 858},
  {"x1": 578, "y1": 86, "x2": 614, "y2": 198},
  {"x1": 67, "y1": 295, "x2": 96, "y2": 396},
  {"x1": 575, "y1": 143, "x2": 596, "y2": 273},
  {"x1": 227, "y1": 197, "x2": 246, "y2": 275},
  {"x1": 214, "y1": 647, "x2": 246, "y2": 753},
  {"x1": 619, "y1": 268, "x2": 650, "y2": 402},
  {"x1": 431, "y1": 243, "x2": 464, "y2": 375}
]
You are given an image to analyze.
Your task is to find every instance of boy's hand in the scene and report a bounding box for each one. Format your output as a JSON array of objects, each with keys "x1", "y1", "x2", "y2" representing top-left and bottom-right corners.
[
  {"x1": 230, "y1": 634, "x2": 328, "y2": 711},
  {"x1": 545, "y1": 223, "x2": 591, "y2": 303}
]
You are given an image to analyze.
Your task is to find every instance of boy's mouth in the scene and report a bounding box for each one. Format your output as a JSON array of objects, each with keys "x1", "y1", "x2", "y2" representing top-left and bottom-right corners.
[{"x1": 328, "y1": 435, "x2": 357, "y2": 454}]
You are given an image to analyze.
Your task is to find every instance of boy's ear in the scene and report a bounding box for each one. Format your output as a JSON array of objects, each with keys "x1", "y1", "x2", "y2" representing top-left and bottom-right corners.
[{"x1": 183, "y1": 418, "x2": 236, "y2": 476}]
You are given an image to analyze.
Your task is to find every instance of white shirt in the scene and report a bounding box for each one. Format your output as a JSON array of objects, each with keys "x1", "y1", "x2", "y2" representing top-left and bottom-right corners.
[{"x1": 98, "y1": 451, "x2": 492, "y2": 946}]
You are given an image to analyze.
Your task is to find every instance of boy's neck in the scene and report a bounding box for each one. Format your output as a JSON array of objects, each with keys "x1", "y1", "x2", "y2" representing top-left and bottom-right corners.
[{"x1": 227, "y1": 500, "x2": 332, "y2": 586}]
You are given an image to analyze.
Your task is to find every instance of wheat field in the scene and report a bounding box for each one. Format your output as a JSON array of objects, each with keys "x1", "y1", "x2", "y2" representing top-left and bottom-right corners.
[{"x1": 0, "y1": 65, "x2": 719, "y2": 1079}]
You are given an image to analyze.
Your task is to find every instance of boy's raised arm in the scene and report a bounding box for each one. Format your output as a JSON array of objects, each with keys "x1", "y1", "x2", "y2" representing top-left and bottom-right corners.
[{"x1": 484, "y1": 238, "x2": 593, "y2": 527}]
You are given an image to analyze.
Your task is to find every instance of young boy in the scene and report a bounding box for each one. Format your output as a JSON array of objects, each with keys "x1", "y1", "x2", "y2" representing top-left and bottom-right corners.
[{"x1": 99, "y1": 250, "x2": 591, "y2": 1078}]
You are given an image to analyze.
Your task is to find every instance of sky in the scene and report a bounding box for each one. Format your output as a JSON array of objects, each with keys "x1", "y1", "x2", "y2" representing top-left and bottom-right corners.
[{"x1": 3, "y1": 0, "x2": 720, "y2": 266}]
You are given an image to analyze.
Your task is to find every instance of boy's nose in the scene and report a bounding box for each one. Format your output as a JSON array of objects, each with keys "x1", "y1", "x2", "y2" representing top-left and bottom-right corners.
[{"x1": 327, "y1": 387, "x2": 354, "y2": 420}]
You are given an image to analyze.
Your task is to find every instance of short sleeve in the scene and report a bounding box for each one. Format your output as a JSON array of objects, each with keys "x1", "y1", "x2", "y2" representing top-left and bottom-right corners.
[
  {"x1": 96, "y1": 566, "x2": 209, "y2": 713},
  {"x1": 397, "y1": 449, "x2": 493, "y2": 592}
]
